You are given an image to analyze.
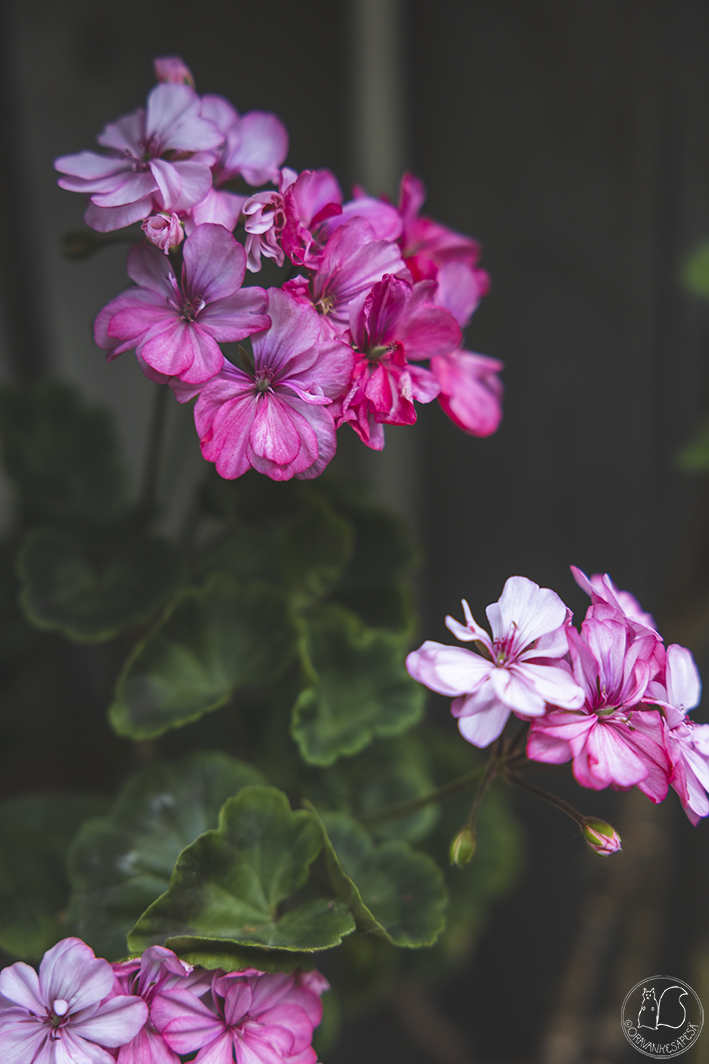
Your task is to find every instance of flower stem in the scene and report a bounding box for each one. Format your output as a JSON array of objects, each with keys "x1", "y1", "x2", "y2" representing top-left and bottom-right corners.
[
  {"x1": 360, "y1": 765, "x2": 487, "y2": 828},
  {"x1": 464, "y1": 755, "x2": 498, "y2": 829},
  {"x1": 139, "y1": 384, "x2": 169, "y2": 517},
  {"x1": 503, "y1": 770, "x2": 586, "y2": 825}
]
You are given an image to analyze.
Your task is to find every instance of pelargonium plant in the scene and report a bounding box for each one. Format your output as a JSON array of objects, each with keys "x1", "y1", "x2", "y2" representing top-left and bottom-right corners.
[{"x1": 0, "y1": 53, "x2": 702, "y2": 1062}]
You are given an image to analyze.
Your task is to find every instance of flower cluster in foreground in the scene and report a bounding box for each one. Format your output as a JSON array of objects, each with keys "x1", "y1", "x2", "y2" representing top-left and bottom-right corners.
[
  {"x1": 0, "y1": 937, "x2": 327, "y2": 1064},
  {"x1": 407, "y1": 566, "x2": 709, "y2": 824},
  {"x1": 55, "y1": 56, "x2": 502, "y2": 481}
]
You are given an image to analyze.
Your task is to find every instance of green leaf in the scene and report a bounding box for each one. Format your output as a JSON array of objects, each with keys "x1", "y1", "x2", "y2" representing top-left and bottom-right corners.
[
  {"x1": 0, "y1": 791, "x2": 108, "y2": 960},
  {"x1": 128, "y1": 785, "x2": 355, "y2": 954},
  {"x1": 66, "y1": 752, "x2": 265, "y2": 960},
  {"x1": 109, "y1": 575, "x2": 298, "y2": 740},
  {"x1": 291, "y1": 605, "x2": 424, "y2": 766},
  {"x1": 677, "y1": 419, "x2": 709, "y2": 473},
  {"x1": 681, "y1": 240, "x2": 709, "y2": 300},
  {"x1": 18, "y1": 527, "x2": 179, "y2": 642},
  {"x1": 0, "y1": 379, "x2": 125, "y2": 525},
  {"x1": 174, "y1": 944, "x2": 320, "y2": 974},
  {"x1": 313, "y1": 809, "x2": 447, "y2": 947},
  {"x1": 280, "y1": 492, "x2": 353, "y2": 600}
]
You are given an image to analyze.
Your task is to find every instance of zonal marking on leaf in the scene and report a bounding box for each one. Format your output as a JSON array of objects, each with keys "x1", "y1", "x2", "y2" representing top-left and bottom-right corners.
[
  {"x1": 291, "y1": 605, "x2": 425, "y2": 766},
  {"x1": 309, "y1": 806, "x2": 447, "y2": 948},
  {"x1": 127, "y1": 785, "x2": 355, "y2": 954}
]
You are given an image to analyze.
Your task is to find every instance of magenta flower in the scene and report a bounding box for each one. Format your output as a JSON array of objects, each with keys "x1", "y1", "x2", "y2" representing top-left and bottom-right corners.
[
  {"x1": 571, "y1": 565, "x2": 659, "y2": 633},
  {"x1": 95, "y1": 224, "x2": 269, "y2": 384},
  {"x1": 406, "y1": 576, "x2": 585, "y2": 748},
  {"x1": 430, "y1": 349, "x2": 504, "y2": 437},
  {"x1": 336, "y1": 275, "x2": 459, "y2": 448},
  {"x1": 55, "y1": 84, "x2": 223, "y2": 232},
  {"x1": 151, "y1": 968, "x2": 327, "y2": 1064},
  {"x1": 434, "y1": 260, "x2": 490, "y2": 328},
  {"x1": 285, "y1": 218, "x2": 408, "y2": 338},
  {"x1": 526, "y1": 607, "x2": 671, "y2": 800},
  {"x1": 0, "y1": 937, "x2": 148, "y2": 1064},
  {"x1": 175, "y1": 287, "x2": 354, "y2": 480},
  {"x1": 281, "y1": 169, "x2": 344, "y2": 267}
]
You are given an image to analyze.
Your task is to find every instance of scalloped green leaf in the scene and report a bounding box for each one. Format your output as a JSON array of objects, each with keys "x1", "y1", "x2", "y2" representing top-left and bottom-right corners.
[
  {"x1": 66, "y1": 752, "x2": 265, "y2": 960},
  {"x1": 128, "y1": 785, "x2": 355, "y2": 955},
  {"x1": 0, "y1": 379, "x2": 125, "y2": 525},
  {"x1": 291, "y1": 605, "x2": 424, "y2": 766},
  {"x1": 0, "y1": 791, "x2": 108, "y2": 960},
  {"x1": 109, "y1": 576, "x2": 298, "y2": 740},
  {"x1": 18, "y1": 527, "x2": 179, "y2": 642},
  {"x1": 280, "y1": 492, "x2": 353, "y2": 599},
  {"x1": 313, "y1": 809, "x2": 447, "y2": 947}
]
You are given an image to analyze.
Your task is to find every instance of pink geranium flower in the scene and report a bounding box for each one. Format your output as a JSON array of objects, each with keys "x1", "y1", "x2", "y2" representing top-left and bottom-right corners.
[
  {"x1": 571, "y1": 565, "x2": 659, "y2": 633},
  {"x1": 153, "y1": 56, "x2": 195, "y2": 87},
  {"x1": 0, "y1": 937, "x2": 147, "y2": 1064},
  {"x1": 526, "y1": 607, "x2": 670, "y2": 800},
  {"x1": 430, "y1": 349, "x2": 504, "y2": 437},
  {"x1": 151, "y1": 968, "x2": 327, "y2": 1064},
  {"x1": 174, "y1": 287, "x2": 354, "y2": 480},
  {"x1": 95, "y1": 224, "x2": 269, "y2": 384},
  {"x1": 407, "y1": 576, "x2": 585, "y2": 747},
  {"x1": 55, "y1": 84, "x2": 223, "y2": 232},
  {"x1": 336, "y1": 275, "x2": 459, "y2": 448}
]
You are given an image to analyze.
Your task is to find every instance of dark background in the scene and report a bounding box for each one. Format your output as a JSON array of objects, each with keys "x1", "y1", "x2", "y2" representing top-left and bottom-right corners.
[{"x1": 2, "y1": 1, "x2": 709, "y2": 1061}]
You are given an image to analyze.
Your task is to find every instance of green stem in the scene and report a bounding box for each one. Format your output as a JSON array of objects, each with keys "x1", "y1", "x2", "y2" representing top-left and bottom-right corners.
[
  {"x1": 464, "y1": 756, "x2": 498, "y2": 829},
  {"x1": 504, "y1": 770, "x2": 585, "y2": 825},
  {"x1": 139, "y1": 384, "x2": 169, "y2": 516},
  {"x1": 360, "y1": 764, "x2": 487, "y2": 828}
]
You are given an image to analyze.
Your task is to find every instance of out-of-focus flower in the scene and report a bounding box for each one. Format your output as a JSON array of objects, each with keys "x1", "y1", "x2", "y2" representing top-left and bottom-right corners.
[
  {"x1": 527, "y1": 606, "x2": 670, "y2": 800},
  {"x1": 151, "y1": 967, "x2": 328, "y2": 1064},
  {"x1": 0, "y1": 937, "x2": 147, "y2": 1064},
  {"x1": 335, "y1": 274, "x2": 458, "y2": 448},
  {"x1": 141, "y1": 212, "x2": 184, "y2": 253},
  {"x1": 95, "y1": 223, "x2": 269, "y2": 384},
  {"x1": 55, "y1": 84, "x2": 223, "y2": 232},
  {"x1": 407, "y1": 576, "x2": 585, "y2": 748},
  {"x1": 153, "y1": 55, "x2": 195, "y2": 86},
  {"x1": 173, "y1": 287, "x2": 353, "y2": 481},
  {"x1": 201, "y1": 94, "x2": 289, "y2": 189},
  {"x1": 430, "y1": 349, "x2": 503, "y2": 437},
  {"x1": 581, "y1": 817, "x2": 622, "y2": 856},
  {"x1": 434, "y1": 260, "x2": 490, "y2": 329}
]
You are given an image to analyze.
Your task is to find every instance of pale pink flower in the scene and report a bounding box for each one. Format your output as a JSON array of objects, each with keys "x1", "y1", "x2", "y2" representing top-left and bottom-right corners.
[
  {"x1": 95, "y1": 224, "x2": 269, "y2": 384},
  {"x1": 430, "y1": 349, "x2": 503, "y2": 437},
  {"x1": 141, "y1": 212, "x2": 184, "y2": 254},
  {"x1": 284, "y1": 218, "x2": 409, "y2": 338},
  {"x1": 335, "y1": 274, "x2": 459, "y2": 448},
  {"x1": 407, "y1": 576, "x2": 585, "y2": 747},
  {"x1": 153, "y1": 56, "x2": 195, "y2": 86},
  {"x1": 526, "y1": 609, "x2": 670, "y2": 800},
  {"x1": 174, "y1": 287, "x2": 354, "y2": 480},
  {"x1": 0, "y1": 937, "x2": 147, "y2": 1064},
  {"x1": 151, "y1": 968, "x2": 327, "y2": 1064},
  {"x1": 55, "y1": 84, "x2": 223, "y2": 232}
]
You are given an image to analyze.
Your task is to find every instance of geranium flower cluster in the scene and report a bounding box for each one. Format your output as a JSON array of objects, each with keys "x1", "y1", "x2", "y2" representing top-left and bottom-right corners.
[
  {"x1": 407, "y1": 566, "x2": 709, "y2": 825},
  {"x1": 0, "y1": 936, "x2": 328, "y2": 1064},
  {"x1": 55, "y1": 56, "x2": 503, "y2": 481}
]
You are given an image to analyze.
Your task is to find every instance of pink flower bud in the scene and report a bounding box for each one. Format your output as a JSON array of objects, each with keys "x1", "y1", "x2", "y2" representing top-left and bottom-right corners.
[
  {"x1": 153, "y1": 56, "x2": 195, "y2": 87},
  {"x1": 141, "y1": 214, "x2": 184, "y2": 254},
  {"x1": 449, "y1": 827, "x2": 476, "y2": 866},
  {"x1": 581, "y1": 818, "x2": 622, "y2": 856}
]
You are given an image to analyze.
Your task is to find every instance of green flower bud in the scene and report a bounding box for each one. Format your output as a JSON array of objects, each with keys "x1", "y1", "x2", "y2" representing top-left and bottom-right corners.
[
  {"x1": 582, "y1": 817, "x2": 621, "y2": 856},
  {"x1": 449, "y1": 827, "x2": 476, "y2": 867}
]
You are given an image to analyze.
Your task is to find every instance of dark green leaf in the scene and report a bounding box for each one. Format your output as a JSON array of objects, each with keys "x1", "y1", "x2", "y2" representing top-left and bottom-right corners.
[
  {"x1": 18, "y1": 527, "x2": 179, "y2": 642},
  {"x1": 0, "y1": 791, "x2": 108, "y2": 960},
  {"x1": 128, "y1": 785, "x2": 355, "y2": 954},
  {"x1": 0, "y1": 379, "x2": 125, "y2": 525},
  {"x1": 280, "y1": 492, "x2": 353, "y2": 599},
  {"x1": 109, "y1": 575, "x2": 298, "y2": 740},
  {"x1": 681, "y1": 240, "x2": 709, "y2": 300},
  {"x1": 66, "y1": 752, "x2": 265, "y2": 960},
  {"x1": 314, "y1": 809, "x2": 447, "y2": 948},
  {"x1": 677, "y1": 419, "x2": 709, "y2": 473},
  {"x1": 291, "y1": 605, "x2": 424, "y2": 766}
]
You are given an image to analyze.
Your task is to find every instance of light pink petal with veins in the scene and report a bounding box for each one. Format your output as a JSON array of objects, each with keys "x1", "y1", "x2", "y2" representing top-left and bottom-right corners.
[
  {"x1": 39, "y1": 939, "x2": 113, "y2": 1014},
  {"x1": 456, "y1": 700, "x2": 511, "y2": 747},
  {"x1": 198, "y1": 290, "x2": 270, "y2": 341},
  {"x1": 71, "y1": 996, "x2": 148, "y2": 1048},
  {"x1": 188, "y1": 189, "x2": 246, "y2": 233},
  {"x1": 84, "y1": 198, "x2": 154, "y2": 233},
  {"x1": 183, "y1": 224, "x2": 246, "y2": 303},
  {"x1": 406, "y1": 642, "x2": 493, "y2": 696},
  {"x1": 491, "y1": 576, "x2": 569, "y2": 651},
  {"x1": 0, "y1": 963, "x2": 44, "y2": 1012}
]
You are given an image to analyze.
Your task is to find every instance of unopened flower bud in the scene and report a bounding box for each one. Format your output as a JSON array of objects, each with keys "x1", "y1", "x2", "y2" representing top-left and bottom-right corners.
[
  {"x1": 450, "y1": 827, "x2": 476, "y2": 867},
  {"x1": 153, "y1": 56, "x2": 195, "y2": 87},
  {"x1": 141, "y1": 213, "x2": 184, "y2": 254},
  {"x1": 582, "y1": 818, "x2": 621, "y2": 857}
]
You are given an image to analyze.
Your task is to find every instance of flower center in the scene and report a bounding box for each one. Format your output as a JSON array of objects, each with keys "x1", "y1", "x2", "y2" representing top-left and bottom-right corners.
[
  {"x1": 365, "y1": 344, "x2": 394, "y2": 362},
  {"x1": 254, "y1": 370, "x2": 274, "y2": 393},
  {"x1": 314, "y1": 294, "x2": 335, "y2": 316},
  {"x1": 181, "y1": 297, "x2": 205, "y2": 322}
]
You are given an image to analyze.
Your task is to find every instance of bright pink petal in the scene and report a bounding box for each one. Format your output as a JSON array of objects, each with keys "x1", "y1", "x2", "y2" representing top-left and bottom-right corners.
[{"x1": 198, "y1": 289, "x2": 270, "y2": 341}]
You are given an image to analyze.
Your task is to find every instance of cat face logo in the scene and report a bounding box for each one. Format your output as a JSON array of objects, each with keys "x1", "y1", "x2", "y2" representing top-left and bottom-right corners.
[{"x1": 622, "y1": 976, "x2": 704, "y2": 1058}]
